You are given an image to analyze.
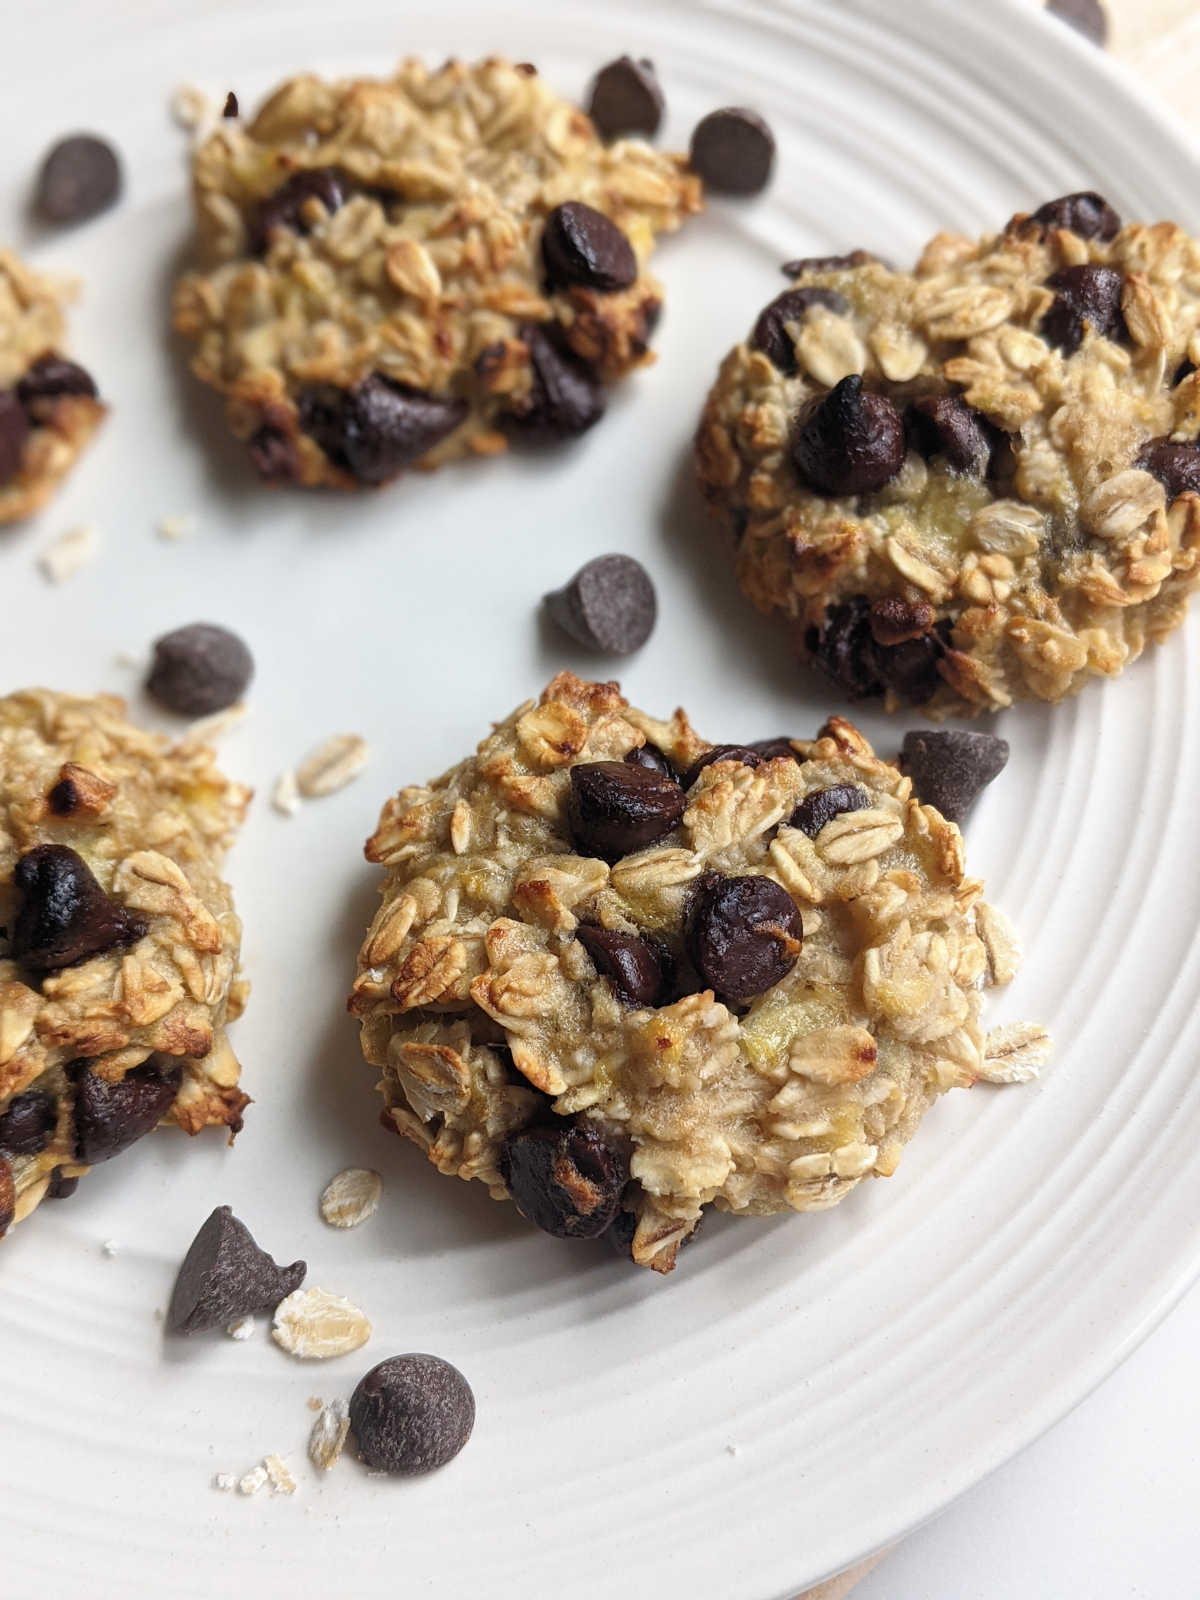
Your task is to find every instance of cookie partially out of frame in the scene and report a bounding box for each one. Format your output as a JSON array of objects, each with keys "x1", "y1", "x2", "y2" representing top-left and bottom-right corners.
[
  {"x1": 0, "y1": 251, "x2": 105, "y2": 523},
  {"x1": 0, "y1": 691, "x2": 250, "y2": 1238},
  {"x1": 695, "y1": 193, "x2": 1200, "y2": 715},
  {"x1": 172, "y1": 57, "x2": 701, "y2": 490},
  {"x1": 350, "y1": 673, "x2": 1038, "y2": 1274}
]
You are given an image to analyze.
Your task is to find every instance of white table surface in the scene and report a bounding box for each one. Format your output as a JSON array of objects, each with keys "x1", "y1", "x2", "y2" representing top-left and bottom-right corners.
[{"x1": 849, "y1": 5, "x2": 1200, "y2": 1596}]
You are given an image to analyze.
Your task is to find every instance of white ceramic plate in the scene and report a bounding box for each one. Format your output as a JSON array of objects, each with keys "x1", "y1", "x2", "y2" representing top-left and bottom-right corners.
[{"x1": 4, "y1": 2, "x2": 1200, "y2": 1595}]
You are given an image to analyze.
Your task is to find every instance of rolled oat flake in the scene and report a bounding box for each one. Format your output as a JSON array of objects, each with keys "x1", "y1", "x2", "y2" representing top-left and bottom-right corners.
[
  {"x1": 543, "y1": 553, "x2": 656, "y2": 654},
  {"x1": 349, "y1": 1354, "x2": 475, "y2": 1474}
]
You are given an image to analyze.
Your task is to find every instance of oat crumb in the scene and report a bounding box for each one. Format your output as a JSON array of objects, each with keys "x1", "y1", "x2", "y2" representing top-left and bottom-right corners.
[
  {"x1": 101, "y1": 1239, "x2": 119, "y2": 1257},
  {"x1": 237, "y1": 1465, "x2": 268, "y2": 1497},
  {"x1": 272, "y1": 770, "x2": 301, "y2": 816},
  {"x1": 172, "y1": 84, "x2": 214, "y2": 130},
  {"x1": 308, "y1": 1398, "x2": 351, "y2": 1472},
  {"x1": 226, "y1": 1316, "x2": 255, "y2": 1341},
  {"x1": 37, "y1": 524, "x2": 98, "y2": 584},
  {"x1": 157, "y1": 513, "x2": 194, "y2": 541},
  {"x1": 307, "y1": 1396, "x2": 324, "y2": 1413},
  {"x1": 264, "y1": 1454, "x2": 297, "y2": 1496},
  {"x1": 213, "y1": 1472, "x2": 237, "y2": 1493}
]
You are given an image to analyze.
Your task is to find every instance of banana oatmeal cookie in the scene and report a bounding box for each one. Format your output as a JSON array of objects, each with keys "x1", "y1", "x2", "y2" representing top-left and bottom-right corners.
[
  {"x1": 695, "y1": 193, "x2": 1200, "y2": 714},
  {"x1": 350, "y1": 673, "x2": 1036, "y2": 1274},
  {"x1": 0, "y1": 690, "x2": 250, "y2": 1238},
  {"x1": 0, "y1": 251, "x2": 105, "y2": 523},
  {"x1": 172, "y1": 57, "x2": 701, "y2": 490}
]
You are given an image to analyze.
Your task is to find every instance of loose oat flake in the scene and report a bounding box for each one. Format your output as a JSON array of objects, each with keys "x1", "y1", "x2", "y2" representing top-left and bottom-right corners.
[
  {"x1": 171, "y1": 84, "x2": 213, "y2": 130},
  {"x1": 978, "y1": 1020, "x2": 1053, "y2": 1084},
  {"x1": 263, "y1": 1455, "x2": 297, "y2": 1496},
  {"x1": 157, "y1": 513, "x2": 194, "y2": 541},
  {"x1": 272, "y1": 1286, "x2": 372, "y2": 1359},
  {"x1": 296, "y1": 734, "x2": 369, "y2": 798},
  {"x1": 237, "y1": 1465, "x2": 268, "y2": 1497},
  {"x1": 319, "y1": 1168, "x2": 382, "y2": 1229},
  {"x1": 308, "y1": 1398, "x2": 351, "y2": 1472},
  {"x1": 272, "y1": 770, "x2": 301, "y2": 816},
  {"x1": 37, "y1": 524, "x2": 97, "y2": 583}
]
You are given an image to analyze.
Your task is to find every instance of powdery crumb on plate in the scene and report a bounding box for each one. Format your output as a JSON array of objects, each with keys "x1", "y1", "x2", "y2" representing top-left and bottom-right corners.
[
  {"x1": 271, "y1": 771, "x2": 300, "y2": 816},
  {"x1": 101, "y1": 1240, "x2": 118, "y2": 1257},
  {"x1": 212, "y1": 1473, "x2": 237, "y2": 1493},
  {"x1": 226, "y1": 1316, "x2": 255, "y2": 1341},
  {"x1": 157, "y1": 513, "x2": 194, "y2": 541},
  {"x1": 172, "y1": 84, "x2": 214, "y2": 130},
  {"x1": 263, "y1": 1455, "x2": 297, "y2": 1496},
  {"x1": 37, "y1": 525, "x2": 98, "y2": 584},
  {"x1": 272, "y1": 1287, "x2": 372, "y2": 1360},
  {"x1": 237, "y1": 1465, "x2": 269, "y2": 1497},
  {"x1": 296, "y1": 734, "x2": 369, "y2": 797},
  {"x1": 307, "y1": 1399, "x2": 351, "y2": 1472},
  {"x1": 319, "y1": 1168, "x2": 382, "y2": 1229}
]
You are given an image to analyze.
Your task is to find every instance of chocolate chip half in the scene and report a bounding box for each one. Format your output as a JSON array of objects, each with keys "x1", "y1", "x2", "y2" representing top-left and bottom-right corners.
[
  {"x1": 542, "y1": 201, "x2": 638, "y2": 293},
  {"x1": 750, "y1": 288, "x2": 850, "y2": 373},
  {"x1": 298, "y1": 374, "x2": 467, "y2": 484},
  {"x1": 1022, "y1": 191, "x2": 1120, "y2": 240},
  {"x1": 12, "y1": 844, "x2": 147, "y2": 974},
  {"x1": 0, "y1": 1090, "x2": 57, "y2": 1156},
  {"x1": 1135, "y1": 437, "x2": 1200, "y2": 500},
  {"x1": 689, "y1": 107, "x2": 775, "y2": 195},
  {"x1": 1046, "y1": 0, "x2": 1109, "y2": 47},
  {"x1": 146, "y1": 622, "x2": 254, "y2": 716},
  {"x1": 780, "y1": 250, "x2": 881, "y2": 277},
  {"x1": 0, "y1": 391, "x2": 30, "y2": 486},
  {"x1": 587, "y1": 57, "x2": 664, "y2": 140},
  {"x1": 509, "y1": 323, "x2": 605, "y2": 438},
  {"x1": 543, "y1": 554, "x2": 656, "y2": 654},
  {"x1": 576, "y1": 924, "x2": 672, "y2": 1007},
  {"x1": 907, "y1": 395, "x2": 995, "y2": 476},
  {"x1": 499, "y1": 1120, "x2": 629, "y2": 1238},
  {"x1": 790, "y1": 785, "x2": 870, "y2": 839},
  {"x1": 807, "y1": 596, "x2": 947, "y2": 705},
  {"x1": 679, "y1": 745, "x2": 763, "y2": 789},
  {"x1": 793, "y1": 375, "x2": 906, "y2": 497},
  {"x1": 1041, "y1": 264, "x2": 1125, "y2": 354},
  {"x1": 16, "y1": 354, "x2": 98, "y2": 409},
  {"x1": 72, "y1": 1057, "x2": 183, "y2": 1164},
  {"x1": 47, "y1": 1168, "x2": 78, "y2": 1199},
  {"x1": 34, "y1": 134, "x2": 122, "y2": 224},
  {"x1": 567, "y1": 761, "x2": 686, "y2": 862},
  {"x1": 222, "y1": 91, "x2": 239, "y2": 118},
  {"x1": 249, "y1": 167, "x2": 350, "y2": 255},
  {"x1": 350, "y1": 1354, "x2": 475, "y2": 1474},
  {"x1": 167, "y1": 1205, "x2": 307, "y2": 1334},
  {"x1": 900, "y1": 728, "x2": 1010, "y2": 822},
  {"x1": 624, "y1": 742, "x2": 677, "y2": 778},
  {"x1": 685, "y1": 872, "x2": 803, "y2": 1005}
]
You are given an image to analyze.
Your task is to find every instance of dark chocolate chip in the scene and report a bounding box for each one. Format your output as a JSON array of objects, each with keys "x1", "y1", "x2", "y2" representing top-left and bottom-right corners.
[
  {"x1": 12, "y1": 844, "x2": 147, "y2": 974},
  {"x1": 509, "y1": 323, "x2": 606, "y2": 437},
  {"x1": 685, "y1": 871, "x2": 803, "y2": 1005},
  {"x1": 900, "y1": 728, "x2": 1010, "y2": 822},
  {"x1": 790, "y1": 785, "x2": 870, "y2": 839},
  {"x1": 0, "y1": 1090, "x2": 57, "y2": 1156},
  {"x1": 781, "y1": 250, "x2": 881, "y2": 277},
  {"x1": 1135, "y1": 437, "x2": 1200, "y2": 499},
  {"x1": 907, "y1": 395, "x2": 995, "y2": 475},
  {"x1": 567, "y1": 761, "x2": 686, "y2": 862},
  {"x1": 1041, "y1": 264, "x2": 1125, "y2": 354},
  {"x1": 349, "y1": 1354, "x2": 475, "y2": 1474},
  {"x1": 1045, "y1": 0, "x2": 1109, "y2": 47},
  {"x1": 0, "y1": 1158, "x2": 13, "y2": 1237},
  {"x1": 576, "y1": 923, "x2": 672, "y2": 1007},
  {"x1": 679, "y1": 745, "x2": 763, "y2": 790},
  {"x1": 1173, "y1": 358, "x2": 1196, "y2": 387},
  {"x1": 34, "y1": 134, "x2": 122, "y2": 224},
  {"x1": 297, "y1": 374, "x2": 467, "y2": 484},
  {"x1": 749, "y1": 737, "x2": 800, "y2": 762},
  {"x1": 222, "y1": 91, "x2": 239, "y2": 119},
  {"x1": 246, "y1": 422, "x2": 299, "y2": 482},
  {"x1": 807, "y1": 596, "x2": 947, "y2": 705},
  {"x1": 750, "y1": 288, "x2": 850, "y2": 373},
  {"x1": 624, "y1": 742, "x2": 677, "y2": 779},
  {"x1": 1020, "y1": 191, "x2": 1121, "y2": 241},
  {"x1": 542, "y1": 201, "x2": 638, "y2": 292},
  {"x1": 72, "y1": 1057, "x2": 182, "y2": 1164},
  {"x1": 46, "y1": 1168, "x2": 78, "y2": 1199},
  {"x1": 792, "y1": 375, "x2": 906, "y2": 496},
  {"x1": 587, "y1": 57, "x2": 664, "y2": 140},
  {"x1": 869, "y1": 595, "x2": 936, "y2": 647},
  {"x1": 689, "y1": 107, "x2": 776, "y2": 195},
  {"x1": 499, "y1": 1120, "x2": 629, "y2": 1238},
  {"x1": 16, "y1": 354, "x2": 98, "y2": 408},
  {"x1": 0, "y1": 391, "x2": 30, "y2": 486},
  {"x1": 543, "y1": 554, "x2": 656, "y2": 654},
  {"x1": 166, "y1": 1205, "x2": 307, "y2": 1334},
  {"x1": 146, "y1": 622, "x2": 254, "y2": 716},
  {"x1": 249, "y1": 167, "x2": 350, "y2": 255}
]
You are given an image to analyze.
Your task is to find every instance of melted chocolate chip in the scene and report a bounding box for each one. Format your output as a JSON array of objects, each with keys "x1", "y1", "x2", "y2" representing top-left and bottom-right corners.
[
  {"x1": 587, "y1": 57, "x2": 664, "y2": 140},
  {"x1": 567, "y1": 761, "x2": 686, "y2": 862},
  {"x1": 780, "y1": 250, "x2": 881, "y2": 277},
  {"x1": 907, "y1": 395, "x2": 996, "y2": 475},
  {"x1": 750, "y1": 288, "x2": 850, "y2": 372},
  {"x1": 72, "y1": 1058, "x2": 182, "y2": 1165},
  {"x1": 16, "y1": 354, "x2": 98, "y2": 408},
  {"x1": 509, "y1": 323, "x2": 605, "y2": 437},
  {"x1": 685, "y1": 871, "x2": 803, "y2": 1005},
  {"x1": 542, "y1": 202, "x2": 637, "y2": 292},
  {"x1": 576, "y1": 923, "x2": 672, "y2": 1007},
  {"x1": 246, "y1": 422, "x2": 299, "y2": 482},
  {"x1": 249, "y1": 167, "x2": 350, "y2": 255},
  {"x1": 0, "y1": 391, "x2": 29, "y2": 486},
  {"x1": 0, "y1": 1090, "x2": 57, "y2": 1155},
  {"x1": 12, "y1": 845, "x2": 147, "y2": 974},
  {"x1": 900, "y1": 729, "x2": 1010, "y2": 822},
  {"x1": 1020, "y1": 190, "x2": 1120, "y2": 240},
  {"x1": 35, "y1": 134, "x2": 122, "y2": 224},
  {"x1": 499, "y1": 1120, "x2": 629, "y2": 1238},
  {"x1": 167, "y1": 1205, "x2": 306, "y2": 1334},
  {"x1": 748, "y1": 737, "x2": 800, "y2": 762},
  {"x1": 689, "y1": 107, "x2": 776, "y2": 195},
  {"x1": 146, "y1": 622, "x2": 254, "y2": 716},
  {"x1": 1041, "y1": 264, "x2": 1125, "y2": 354},
  {"x1": 792, "y1": 375, "x2": 906, "y2": 496},
  {"x1": 298, "y1": 374, "x2": 467, "y2": 484},
  {"x1": 807, "y1": 597, "x2": 947, "y2": 705},
  {"x1": 1135, "y1": 437, "x2": 1200, "y2": 499},
  {"x1": 349, "y1": 1354, "x2": 475, "y2": 1475},
  {"x1": 679, "y1": 745, "x2": 763, "y2": 789},
  {"x1": 790, "y1": 785, "x2": 870, "y2": 839},
  {"x1": 624, "y1": 742, "x2": 677, "y2": 779}
]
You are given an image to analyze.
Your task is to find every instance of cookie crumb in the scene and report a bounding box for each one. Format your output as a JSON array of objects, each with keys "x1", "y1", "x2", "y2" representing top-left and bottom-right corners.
[
  {"x1": 307, "y1": 1396, "x2": 324, "y2": 1413},
  {"x1": 237, "y1": 1465, "x2": 269, "y2": 1497},
  {"x1": 226, "y1": 1315, "x2": 255, "y2": 1341},
  {"x1": 307, "y1": 1398, "x2": 351, "y2": 1472},
  {"x1": 296, "y1": 734, "x2": 369, "y2": 798},
  {"x1": 725, "y1": 1443, "x2": 741, "y2": 1457},
  {"x1": 37, "y1": 524, "x2": 98, "y2": 584},
  {"x1": 101, "y1": 1239, "x2": 119, "y2": 1257},
  {"x1": 319, "y1": 1168, "x2": 382, "y2": 1229},
  {"x1": 213, "y1": 1472, "x2": 237, "y2": 1492},
  {"x1": 271, "y1": 771, "x2": 301, "y2": 816},
  {"x1": 157, "y1": 513, "x2": 194, "y2": 541},
  {"x1": 172, "y1": 84, "x2": 214, "y2": 130},
  {"x1": 272, "y1": 1286, "x2": 372, "y2": 1360},
  {"x1": 263, "y1": 1454, "x2": 297, "y2": 1496}
]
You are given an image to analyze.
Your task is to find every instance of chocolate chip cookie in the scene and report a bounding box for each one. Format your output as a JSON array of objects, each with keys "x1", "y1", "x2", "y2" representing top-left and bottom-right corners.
[
  {"x1": 172, "y1": 57, "x2": 701, "y2": 489},
  {"x1": 0, "y1": 690, "x2": 250, "y2": 1237},
  {"x1": 0, "y1": 251, "x2": 105, "y2": 522},
  {"x1": 349, "y1": 673, "x2": 1036, "y2": 1273},
  {"x1": 696, "y1": 195, "x2": 1200, "y2": 714}
]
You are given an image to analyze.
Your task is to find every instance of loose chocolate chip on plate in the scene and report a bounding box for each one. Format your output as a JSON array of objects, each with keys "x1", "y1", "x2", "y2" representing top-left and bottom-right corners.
[
  {"x1": 12, "y1": 844, "x2": 147, "y2": 974},
  {"x1": 0, "y1": 1090, "x2": 57, "y2": 1156},
  {"x1": 689, "y1": 107, "x2": 776, "y2": 195},
  {"x1": 541, "y1": 201, "x2": 638, "y2": 292},
  {"x1": 167, "y1": 1205, "x2": 307, "y2": 1334},
  {"x1": 793, "y1": 375, "x2": 906, "y2": 497},
  {"x1": 900, "y1": 728, "x2": 1010, "y2": 822},
  {"x1": 509, "y1": 323, "x2": 606, "y2": 438},
  {"x1": 907, "y1": 395, "x2": 995, "y2": 476},
  {"x1": 780, "y1": 249, "x2": 881, "y2": 278},
  {"x1": 1045, "y1": 0, "x2": 1109, "y2": 47},
  {"x1": 72, "y1": 1057, "x2": 183, "y2": 1164},
  {"x1": 499, "y1": 1120, "x2": 629, "y2": 1239},
  {"x1": 248, "y1": 166, "x2": 350, "y2": 255},
  {"x1": 0, "y1": 391, "x2": 30, "y2": 486},
  {"x1": 349, "y1": 1354, "x2": 475, "y2": 1475},
  {"x1": 146, "y1": 622, "x2": 254, "y2": 716},
  {"x1": 543, "y1": 553, "x2": 656, "y2": 654},
  {"x1": 679, "y1": 745, "x2": 763, "y2": 789},
  {"x1": 1041, "y1": 264, "x2": 1125, "y2": 355},
  {"x1": 34, "y1": 134, "x2": 122, "y2": 224},
  {"x1": 568, "y1": 761, "x2": 686, "y2": 862},
  {"x1": 298, "y1": 374, "x2": 467, "y2": 484},
  {"x1": 686, "y1": 872, "x2": 804, "y2": 1005},
  {"x1": 222, "y1": 91, "x2": 239, "y2": 118},
  {"x1": 1021, "y1": 190, "x2": 1120, "y2": 241},
  {"x1": 1135, "y1": 437, "x2": 1200, "y2": 500},
  {"x1": 624, "y1": 741, "x2": 677, "y2": 778},
  {"x1": 16, "y1": 354, "x2": 98, "y2": 408},
  {"x1": 790, "y1": 785, "x2": 870, "y2": 839},
  {"x1": 576, "y1": 923, "x2": 672, "y2": 1007},
  {"x1": 587, "y1": 56, "x2": 664, "y2": 140},
  {"x1": 750, "y1": 288, "x2": 850, "y2": 372}
]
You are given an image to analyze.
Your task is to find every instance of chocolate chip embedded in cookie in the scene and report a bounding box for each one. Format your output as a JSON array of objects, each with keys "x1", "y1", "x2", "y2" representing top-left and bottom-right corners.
[
  {"x1": 695, "y1": 197, "x2": 1200, "y2": 714},
  {"x1": 0, "y1": 251, "x2": 106, "y2": 523},
  {"x1": 0, "y1": 690, "x2": 251, "y2": 1238},
  {"x1": 171, "y1": 57, "x2": 701, "y2": 491},
  {"x1": 350, "y1": 673, "x2": 1042, "y2": 1274}
]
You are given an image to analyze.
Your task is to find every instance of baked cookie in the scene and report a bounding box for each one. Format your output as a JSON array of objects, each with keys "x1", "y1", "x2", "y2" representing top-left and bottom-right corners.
[
  {"x1": 349, "y1": 673, "x2": 1038, "y2": 1274},
  {"x1": 172, "y1": 57, "x2": 701, "y2": 490},
  {"x1": 0, "y1": 250, "x2": 105, "y2": 523},
  {"x1": 0, "y1": 691, "x2": 250, "y2": 1238},
  {"x1": 695, "y1": 193, "x2": 1200, "y2": 714}
]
